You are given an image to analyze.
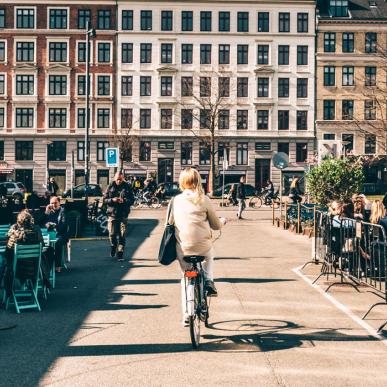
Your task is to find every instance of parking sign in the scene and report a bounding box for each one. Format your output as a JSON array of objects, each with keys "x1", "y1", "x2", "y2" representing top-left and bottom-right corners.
[{"x1": 106, "y1": 147, "x2": 119, "y2": 167}]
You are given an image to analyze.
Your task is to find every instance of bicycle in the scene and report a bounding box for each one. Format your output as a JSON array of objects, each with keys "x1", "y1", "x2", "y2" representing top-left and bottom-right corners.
[{"x1": 183, "y1": 255, "x2": 210, "y2": 349}]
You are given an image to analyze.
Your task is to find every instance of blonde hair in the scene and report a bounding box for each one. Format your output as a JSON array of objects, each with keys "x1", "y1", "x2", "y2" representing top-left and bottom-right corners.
[
  {"x1": 179, "y1": 167, "x2": 204, "y2": 204},
  {"x1": 370, "y1": 200, "x2": 386, "y2": 224},
  {"x1": 290, "y1": 177, "x2": 299, "y2": 189},
  {"x1": 17, "y1": 209, "x2": 34, "y2": 227}
]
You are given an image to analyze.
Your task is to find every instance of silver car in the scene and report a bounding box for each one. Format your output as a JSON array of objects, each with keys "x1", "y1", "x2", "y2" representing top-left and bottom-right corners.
[{"x1": 0, "y1": 181, "x2": 26, "y2": 199}]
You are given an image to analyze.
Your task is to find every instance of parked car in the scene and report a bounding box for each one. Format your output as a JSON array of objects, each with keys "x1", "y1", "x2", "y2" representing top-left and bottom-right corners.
[
  {"x1": 0, "y1": 181, "x2": 26, "y2": 199},
  {"x1": 62, "y1": 184, "x2": 103, "y2": 198},
  {"x1": 211, "y1": 183, "x2": 257, "y2": 197},
  {"x1": 158, "y1": 182, "x2": 181, "y2": 197}
]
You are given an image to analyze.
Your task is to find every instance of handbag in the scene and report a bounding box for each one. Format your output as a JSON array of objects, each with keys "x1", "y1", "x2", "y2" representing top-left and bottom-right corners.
[{"x1": 158, "y1": 198, "x2": 177, "y2": 266}]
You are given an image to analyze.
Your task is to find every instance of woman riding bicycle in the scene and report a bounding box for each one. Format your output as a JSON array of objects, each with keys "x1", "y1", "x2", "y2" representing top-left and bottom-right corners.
[
  {"x1": 167, "y1": 167, "x2": 226, "y2": 325},
  {"x1": 289, "y1": 177, "x2": 302, "y2": 204}
]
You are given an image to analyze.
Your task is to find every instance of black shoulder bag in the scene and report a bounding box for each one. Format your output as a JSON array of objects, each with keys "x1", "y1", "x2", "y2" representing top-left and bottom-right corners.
[{"x1": 158, "y1": 198, "x2": 177, "y2": 266}]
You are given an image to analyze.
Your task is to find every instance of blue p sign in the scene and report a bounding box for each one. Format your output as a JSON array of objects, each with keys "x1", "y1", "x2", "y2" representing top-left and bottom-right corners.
[{"x1": 106, "y1": 147, "x2": 119, "y2": 167}]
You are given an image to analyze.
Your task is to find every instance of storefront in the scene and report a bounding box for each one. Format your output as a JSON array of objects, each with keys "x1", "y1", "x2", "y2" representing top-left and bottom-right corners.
[{"x1": 0, "y1": 162, "x2": 13, "y2": 183}]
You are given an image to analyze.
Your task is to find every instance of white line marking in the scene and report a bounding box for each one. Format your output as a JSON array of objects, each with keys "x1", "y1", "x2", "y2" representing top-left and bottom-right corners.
[{"x1": 293, "y1": 264, "x2": 387, "y2": 347}]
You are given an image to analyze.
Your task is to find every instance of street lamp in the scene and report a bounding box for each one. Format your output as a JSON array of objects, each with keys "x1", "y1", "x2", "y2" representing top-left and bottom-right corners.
[{"x1": 42, "y1": 139, "x2": 53, "y2": 189}]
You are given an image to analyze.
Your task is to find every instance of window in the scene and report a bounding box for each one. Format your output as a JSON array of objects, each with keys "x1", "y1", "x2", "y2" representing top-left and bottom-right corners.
[
  {"x1": 0, "y1": 75, "x2": 4, "y2": 95},
  {"x1": 78, "y1": 9, "x2": 91, "y2": 29},
  {"x1": 278, "y1": 142, "x2": 289, "y2": 155},
  {"x1": 140, "y1": 76, "x2": 151, "y2": 96},
  {"x1": 200, "y1": 77, "x2": 211, "y2": 97},
  {"x1": 158, "y1": 141, "x2": 174, "y2": 150},
  {"x1": 48, "y1": 141, "x2": 66, "y2": 161},
  {"x1": 200, "y1": 11, "x2": 211, "y2": 31},
  {"x1": 98, "y1": 10, "x2": 111, "y2": 30},
  {"x1": 97, "y1": 75, "x2": 110, "y2": 96},
  {"x1": 160, "y1": 109, "x2": 172, "y2": 129},
  {"x1": 342, "y1": 66, "x2": 354, "y2": 86},
  {"x1": 219, "y1": 77, "x2": 230, "y2": 97},
  {"x1": 0, "y1": 108, "x2": 4, "y2": 129},
  {"x1": 98, "y1": 42, "x2": 111, "y2": 63},
  {"x1": 77, "y1": 108, "x2": 86, "y2": 128},
  {"x1": 218, "y1": 142, "x2": 230, "y2": 163},
  {"x1": 181, "y1": 11, "x2": 193, "y2": 31},
  {"x1": 278, "y1": 110, "x2": 289, "y2": 130},
  {"x1": 140, "y1": 109, "x2": 151, "y2": 128},
  {"x1": 181, "y1": 142, "x2": 192, "y2": 165},
  {"x1": 0, "y1": 42, "x2": 4, "y2": 62},
  {"x1": 237, "y1": 12, "x2": 249, "y2": 32},
  {"x1": 237, "y1": 143, "x2": 248, "y2": 165},
  {"x1": 49, "y1": 75, "x2": 67, "y2": 95},
  {"x1": 97, "y1": 141, "x2": 109, "y2": 161},
  {"x1": 257, "y1": 77, "x2": 269, "y2": 97},
  {"x1": 257, "y1": 110, "x2": 269, "y2": 129},
  {"x1": 255, "y1": 142, "x2": 271, "y2": 151},
  {"x1": 324, "y1": 33, "x2": 336, "y2": 52},
  {"x1": 342, "y1": 32, "x2": 354, "y2": 52},
  {"x1": 77, "y1": 141, "x2": 90, "y2": 161},
  {"x1": 330, "y1": 0, "x2": 348, "y2": 17},
  {"x1": 258, "y1": 12, "x2": 269, "y2": 32},
  {"x1": 323, "y1": 100, "x2": 335, "y2": 120},
  {"x1": 297, "y1": 78, "x2": 308, "y2": 98},
  {"x1": 181, "y1": 109, "x2": 193, "y2": 129},
  {"x1": 181, "y1": 77, "x2": 193, "y2": 96},
  {"x1": 296, "y1": 143, "x2": 307, "y2": 162},
  {"x1": 218, "y1": 44, "x2": 230, "y2": 64},
  {"x1": 16, "y1": 8, "x2": 34, "y2": 29},
  {"x1": 199, "y1": 142, "x2": 210, "y2": 165},
  {"x1": 257, "y1": 45, "x2": 269, "y2": 64},
  {"x1": 15, "y1": 108, "x2": 33, "y2": 128},
  {"x1": 297, "y1": 13, "x2": 308, "y2": 33},
  {"x1": 219, "y1": 11, "x2": 230, "y2": 32},
  {"x1": 342, "y1": 100, "x2": 354, "y2": 120},
  {"x1": 15, "y1": 141, "x2": 33, "y2": 160},
  {"x1": 49, "y1": 42, "x2": 67, "y2": 62},
  {"x1": 323, "y1": 133, "x2": 335, "y2": 140},
  {"x1": 16, "y1": 75, "x2": 34, "y2": 95},
  {"x1": 140, "y1": 43, "x2": 152, "y2": 63},
  {"x1": 218, "y1": 110, "x2": 229, "y2": 129},
  {"x1": 77, "y1": 75, "x2": 90, "y2": 96},
  {"x1": 365, "y1": 134, "x2": 376, "y2": 154},
  {"x1": 16, "y1": 42, "x2": 34, "y2": 62},
  {"x1": 0, "y1": 9, "x2": 5, "y2": 29},
  {"x1": 297, "y1": 46, "x2": 308, "y2": 65},
  {"x1": 278, "y1": 78, "x2": 289, "y2": 98},
  {"x1": 121, "y1": 108, "x2": 132, "y2": 128},
  {"x1": 121, "y1": 76, "x2": 132, "y2": 96},
  {"x1": 237, "y1": 77, "x2": 248, "y2": 97},
  {"x1": 139, "y1": 141, "x2": 151, "y2": 161},
  {"x1": 122, "y1": 43, "x2": 133, "y2": 63},
  {"x1": 49, "y1": 9, "x2": 67, "y2": 29},
  {"x1": 181, "y1": 44, "x2": 193, "y2": 64},
  {"x1": 365, "y1": 66, "x2": 376, "y2": 86},
  {"x1": 324, "y1": 66, "x2": 335, "y2": 86},
  {"x1": 160, "y1": 76, "x2": 172, "y2": 96},
  {"x1": 141, "y1": 10, "x2": 152, "y2": 30},
  {"x1": 160, "y1": 43, "x2": 173, "y2": 63},
  {"x1": 342, "y1": 133, "x2": 354, "y2": 153},
  {"x1": 364, "y1": 100, "x2": 376, "y2": 120},
  {"x1": 237, "y1": 45, "x2": 248, "y2": 64},
  {"x1": 161, "y1": 10, "x2": 173, "y2": 31},
  {"x1": 122, "y1": 10, "x2": 133, "y2": 30},
  {"x1": 200, "y1": 44, "x2": 211, "y2": 64},
  {"x1": 237, "y1": 110, "x2": 248, "y2": 130},
  {"x1": 200, "y1": 109, "x2": 210, "y2": 129},
  {"x1": 297, "y1": 111, "x2": 308, "y2": 130},
  {"x1": 49, "y1": 108, "x2": 66, "y2": 128},
  {"x1": 279, "y1": 12, "x2": 290, "y2": 32},
  {"x1": 77, "y1": 42, "x2": 86, "y2": 63},
  {"x1": 278, "y1": 45, "x2": 289, "y2": 65},
  {"x1": 97, "y1": 108, "x2": 110, "y2": 128}
]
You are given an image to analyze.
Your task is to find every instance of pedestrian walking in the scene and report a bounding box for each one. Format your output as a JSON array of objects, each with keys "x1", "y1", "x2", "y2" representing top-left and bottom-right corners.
[
  {"x1": 47, "y1": 177, "x2": 59, "y2": 196},
  {"x1": 103, "y1": 172, "x2": 134, "y2": 261},
  {"x1": 237, "y1": 176, "x2": 246, "y2": 219}
]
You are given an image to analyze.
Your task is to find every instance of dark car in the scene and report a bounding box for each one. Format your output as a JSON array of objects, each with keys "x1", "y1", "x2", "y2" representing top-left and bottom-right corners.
[
  {"x1": 158, "y1": 182, "x2": 181, "y2": 197},
  {"x1": 62, "y1": 184, "x2": 103, "y2": 198},
  {"x1": 211, "y1": 183, "x2": 257, "y2": 197}
]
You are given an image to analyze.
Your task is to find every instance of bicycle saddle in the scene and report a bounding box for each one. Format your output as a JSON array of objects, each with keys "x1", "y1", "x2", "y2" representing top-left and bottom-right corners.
[{"x1": 183, "y1": 255, "x2": 205, "y2": 263}]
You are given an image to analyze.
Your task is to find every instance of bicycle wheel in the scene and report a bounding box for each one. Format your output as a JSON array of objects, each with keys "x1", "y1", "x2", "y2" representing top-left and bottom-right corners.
[
  {"x1": 150, "y1": 197, "x2": 160, "y2": 208},
  {"x1": 271, "y1": 199, "x2": 280, "y2": 209},
  {"x1": 189, "y1": 279, "x2": 201, "y2": 349},
  {"x1": 250, "y1": 196, "x2": 263, "y2": 209}
]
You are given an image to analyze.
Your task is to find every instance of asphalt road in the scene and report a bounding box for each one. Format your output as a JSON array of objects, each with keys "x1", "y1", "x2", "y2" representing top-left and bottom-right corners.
[{"x1": 1, "y1": 207, "x2": 386, "y2": 387}]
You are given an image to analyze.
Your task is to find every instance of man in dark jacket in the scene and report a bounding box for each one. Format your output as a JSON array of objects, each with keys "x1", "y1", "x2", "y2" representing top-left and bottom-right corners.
[
  {"x1": 47, "y1": 177, "x2": 59, "y2": 196},
  {"x1": 237, "y1": 176, "x2": 246, "y2": 219},
  {"x1": 104, "y1": 172, "x2": 134, "y2": 261}
]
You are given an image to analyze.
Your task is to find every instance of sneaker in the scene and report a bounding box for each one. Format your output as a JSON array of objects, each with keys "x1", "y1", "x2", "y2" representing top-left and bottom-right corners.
[
  {"x1": 182, "y1": 314, "x2": 190, "y2": 327},
  {"x1": 205, "y1": 280, "x2": 218, "y2": 297},
  {"x1": 116, "y1": 251, "x2": 124, "y2": 262},
  {"x1": 110, "y1": 246, "x2": 117, "y2": 258}
]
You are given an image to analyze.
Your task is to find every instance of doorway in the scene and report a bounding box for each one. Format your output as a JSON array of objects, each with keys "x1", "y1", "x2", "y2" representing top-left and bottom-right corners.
[
  {"x1": 15, "y1": 169, "x2": 33, "y2": 192},
  {"x1": 158, "y1": 158, "x2": 174, "y2": 184},
  {"x1": 255, "y1": 159, "x2": 271, "y2": 190},
  {"x1": 49, "y1": 169, "x2": 66, "y2": 194}
]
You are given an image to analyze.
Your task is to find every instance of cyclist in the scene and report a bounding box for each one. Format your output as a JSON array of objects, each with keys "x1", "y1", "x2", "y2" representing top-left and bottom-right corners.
[
  {"x1": 264, "y1": 180, "x2": 275, "y2": 205},
  {"x1": 289, "y1": 177, "x2": 302, "y2": 204},
  {"x1": 167, "y1": 167, "x2": 226, "y2": 325}
]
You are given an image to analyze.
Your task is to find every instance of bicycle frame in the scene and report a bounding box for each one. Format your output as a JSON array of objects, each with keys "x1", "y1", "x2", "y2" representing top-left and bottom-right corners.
[{"x1": 184, "y1": 262, "x2": 206, "y2": 318}]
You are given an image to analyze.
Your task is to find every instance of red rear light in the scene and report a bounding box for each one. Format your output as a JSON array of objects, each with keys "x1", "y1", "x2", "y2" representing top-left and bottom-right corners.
[{"x1": 185, "y1": 271, "x2": 198, "y2": 278}]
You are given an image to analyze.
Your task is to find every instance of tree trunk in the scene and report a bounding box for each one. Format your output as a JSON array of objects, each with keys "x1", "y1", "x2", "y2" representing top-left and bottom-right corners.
[{"x1": 209, "y1": 134, "x2": 216, "y2": 194}]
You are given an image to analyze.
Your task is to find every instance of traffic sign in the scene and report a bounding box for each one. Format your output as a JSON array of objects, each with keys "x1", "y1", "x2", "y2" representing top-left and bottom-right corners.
[{"x1": 106, "y1": 147, "x2": 119, "y2": 167}]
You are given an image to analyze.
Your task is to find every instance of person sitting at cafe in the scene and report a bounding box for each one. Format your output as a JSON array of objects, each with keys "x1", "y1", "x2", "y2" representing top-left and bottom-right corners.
[{"x1": 44, "y1": 196, "x2": 69, "y2": 273}]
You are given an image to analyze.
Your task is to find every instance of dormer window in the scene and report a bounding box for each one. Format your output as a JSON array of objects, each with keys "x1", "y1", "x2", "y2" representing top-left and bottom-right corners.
[{"x1": 330, "y1": 0, "x2": 349, "y2": 17}]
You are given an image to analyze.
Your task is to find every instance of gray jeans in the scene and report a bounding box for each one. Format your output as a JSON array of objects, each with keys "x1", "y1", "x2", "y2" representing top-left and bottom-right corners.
[
  {"x1": 108, "y1": 217, "x2": 128, "y2": 252},
  {"x1": 237, "y1": 199, "x2": 246, "y2": 218}
]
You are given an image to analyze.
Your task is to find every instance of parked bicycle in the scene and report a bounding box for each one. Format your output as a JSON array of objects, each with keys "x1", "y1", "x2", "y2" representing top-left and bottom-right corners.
[{"x1": 132, "y1": 190, "x2": 160, "y2": 208}]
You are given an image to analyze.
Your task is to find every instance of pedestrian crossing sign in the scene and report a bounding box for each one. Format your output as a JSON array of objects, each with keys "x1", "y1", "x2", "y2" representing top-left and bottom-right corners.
[{"x1": 106, "y1": 147, "x2": 119, "y2": 167}]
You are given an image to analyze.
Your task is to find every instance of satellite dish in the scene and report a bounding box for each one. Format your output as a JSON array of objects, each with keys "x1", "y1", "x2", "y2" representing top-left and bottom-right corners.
[{"x1": 272, "y1": 152, "x2": 289, "y2": 170}]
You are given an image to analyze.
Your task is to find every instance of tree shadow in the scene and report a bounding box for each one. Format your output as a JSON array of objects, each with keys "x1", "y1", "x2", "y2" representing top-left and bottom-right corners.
[
  {"x1": 95, "y1": 304, "x2": 168, "y2": 311},
  {"x1": 215, "y1": 278, "x2": 295, "y2": 284}
]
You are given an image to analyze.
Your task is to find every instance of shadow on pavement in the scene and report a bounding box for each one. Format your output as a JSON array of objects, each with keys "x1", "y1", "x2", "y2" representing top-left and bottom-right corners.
[
  {"x1": 0, "y1": 218, "x2": 159, "y2": 387},
  {"x1": 216, "y1": 278, "x2": 296, "y2": 284}
]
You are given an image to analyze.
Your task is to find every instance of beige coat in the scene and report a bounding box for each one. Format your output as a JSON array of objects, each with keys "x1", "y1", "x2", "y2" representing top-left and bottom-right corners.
[{"x1": 168, "y1": 190, "x2": 222, "y2": 256}]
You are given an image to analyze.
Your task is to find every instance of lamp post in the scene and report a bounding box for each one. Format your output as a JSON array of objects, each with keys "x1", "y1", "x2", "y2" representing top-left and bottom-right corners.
[{"x1": 42, "y1": 140, "x2": 53, "y2": 190}]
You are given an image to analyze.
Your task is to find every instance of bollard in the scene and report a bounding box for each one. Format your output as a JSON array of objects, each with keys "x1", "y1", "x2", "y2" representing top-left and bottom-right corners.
[
  {"x1": 297, "y1": 202, "x2": 301, "y2": 234},
  {"x1": 284, "y1": 201, "x2": 288, "y2": 229},
  {"x1": 272, "y1": 203, "x2": 275, "y2": 226}
]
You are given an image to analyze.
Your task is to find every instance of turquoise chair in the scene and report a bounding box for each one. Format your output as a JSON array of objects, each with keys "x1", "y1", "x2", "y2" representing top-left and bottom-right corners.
[{"x1": 6, "y1": 243, "x2": 42, "y2": 313}]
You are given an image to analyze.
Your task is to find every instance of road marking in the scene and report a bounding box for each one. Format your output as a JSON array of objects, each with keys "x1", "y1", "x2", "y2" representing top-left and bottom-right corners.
[{"x1": 293, "y1": 264, "x2": 387, "y2": 347}]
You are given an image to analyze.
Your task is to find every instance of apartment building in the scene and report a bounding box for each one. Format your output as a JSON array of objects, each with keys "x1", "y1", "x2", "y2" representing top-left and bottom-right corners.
[
  {"x1": 117, "y1": 0, "x2": 316, "y2": 191},
  {"x1": 0, "y1": 1, "x2": 116, "y2": 193},
  {"x1": 316, "y1": 0, "x2": 387, "y2": 193}
]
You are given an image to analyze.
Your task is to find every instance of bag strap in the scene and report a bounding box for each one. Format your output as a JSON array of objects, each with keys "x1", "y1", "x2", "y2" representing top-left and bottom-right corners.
[{"x1": 166, "y1": 197, "x2": 175, "y2": 226}]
